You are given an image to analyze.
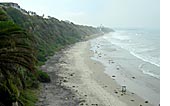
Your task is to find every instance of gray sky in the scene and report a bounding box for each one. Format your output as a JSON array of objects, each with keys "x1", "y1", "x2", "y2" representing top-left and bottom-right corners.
[{"x1": 1, "y1": 0, "x2": 160, "y2": 29}]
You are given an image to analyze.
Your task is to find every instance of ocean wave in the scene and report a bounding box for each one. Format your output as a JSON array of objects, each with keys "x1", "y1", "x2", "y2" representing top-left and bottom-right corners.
[
  {"x1": 130, "y1": 51, "x2": 160, "y2": 67},
  {"x1": 102, "y1": 32, "x2": 160, "y2": 67},
  {"x1": 142, "y1": 70, "x2": 160, "y2": 79},
  {"x1": 139, "y1": 64, "x2": 160, "y2": 79},
  {"x1": 101, "y1": 30, "x2": 160, "y2": 79}
]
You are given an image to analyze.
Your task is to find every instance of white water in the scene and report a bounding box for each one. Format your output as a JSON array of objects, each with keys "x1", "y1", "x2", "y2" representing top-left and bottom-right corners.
[
  {"x1": 89, "y1": 29, "x2": 160, "y2": 105},
  {"x1": 101, "y1": 29, "x2": 160, "y2": 79}
]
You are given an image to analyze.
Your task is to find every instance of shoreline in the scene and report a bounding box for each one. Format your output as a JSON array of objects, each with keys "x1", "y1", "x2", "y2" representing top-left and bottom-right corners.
[
  {"x1": 63, "y1": 41, "x2": 153, "y2": 106},
  {"x1": 90, "y1": 35, "x2": 160, "y2": 106},
  {"x1": 37, "y1": 35, "x2": 157, "y2": 106}
]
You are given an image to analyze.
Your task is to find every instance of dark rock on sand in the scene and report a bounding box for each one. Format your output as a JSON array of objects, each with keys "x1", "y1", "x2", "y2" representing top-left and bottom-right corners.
[
  {"x1": 132, "y1": 77, "x2": 136, "y2": 79},
  {"x1": 36, "y1": 52, "x2": 81, "y2": 106},
  {"x1": 112, "y1": 75, "x2": 116, "y2": 77},
  {"x1": 130, "y1": 100, "x2": 135, "y2": 102},
  {"x1": 145, "y1": 101, "x2": 149, "y2": 103}
]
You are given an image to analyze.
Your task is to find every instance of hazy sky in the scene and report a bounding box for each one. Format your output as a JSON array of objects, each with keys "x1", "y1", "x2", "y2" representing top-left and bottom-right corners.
[{"x1": 1, "y1": 0, "x2": 160, "y2": 29}]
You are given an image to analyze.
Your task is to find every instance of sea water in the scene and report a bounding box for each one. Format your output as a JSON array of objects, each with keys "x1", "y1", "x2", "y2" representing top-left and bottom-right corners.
[
  {"x1": 90, "y1": 29, "x2": 160, "y2": 105},
  {"x1": 93, "y1": 29, "x2": 160, "y2": 79}
]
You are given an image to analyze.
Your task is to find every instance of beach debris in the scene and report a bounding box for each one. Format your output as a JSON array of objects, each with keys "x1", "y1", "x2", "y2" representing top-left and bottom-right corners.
[
  {"x1": 109, "y1": 60, "x2": 115, "y2": 64},
  {"x1": 91, "y1": 103, "x2": 98, "y2": 106},
  {"x1": 114, "y1": 91, "x2": 118, "y2": 94},
  {"x1": 112, "y1": 75, "x2": 116, "y2": 77},
  {"x1": 104, "y1": 85, "x2": 108, "y2": 87},
  {"x1": 79, "y1": 99, "x2": 86, "y2": 105},
  {"x1": 70, "y1": 73, "x2": 74, "y2": 76},
  {"x1": 145, "y1": 101, "x2": 149, "y2": 103},
  {"x1": 63, "y1": 80, "x2": 68, "y2": 82},
  {"x1": 130, "y1": 99, "x2": 134, "y2": 102},
  {"x1": 116, "y1": 66, "x2": 120, "y2": 70},
  {"x1": 132, "y1": 77, "x2": 136, "y2": 79},
  {"x1": 121, "y1": 86, "x2": 126, "y2": 93}
]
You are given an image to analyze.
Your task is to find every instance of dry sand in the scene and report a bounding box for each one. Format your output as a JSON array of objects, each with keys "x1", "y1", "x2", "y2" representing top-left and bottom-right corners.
[{"x1": 37, "y1": 40, "x2": 155, "y2": 106}]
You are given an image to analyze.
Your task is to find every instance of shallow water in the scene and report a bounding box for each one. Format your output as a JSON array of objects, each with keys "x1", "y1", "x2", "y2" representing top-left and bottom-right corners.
[
  {"x1": 89, "y1": 30, "x2": 160, "y2": 105},
  {"x1": 97, "y1": 29, "x2": 160, "y2": 79}
]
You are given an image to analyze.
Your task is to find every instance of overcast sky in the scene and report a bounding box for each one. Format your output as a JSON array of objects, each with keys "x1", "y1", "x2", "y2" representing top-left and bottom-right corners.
[{"x1": 1, "y1": 0, "x2": 160, "y2": 29}]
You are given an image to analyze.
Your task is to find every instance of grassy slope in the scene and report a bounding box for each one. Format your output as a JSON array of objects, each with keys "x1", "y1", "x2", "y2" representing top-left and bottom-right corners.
[
  {"x1": 3, "y1": 7, "x2": 105, "y2": 64},
  {"x1": 0, "y1": 4, "x2": 114, "y2": 106}
]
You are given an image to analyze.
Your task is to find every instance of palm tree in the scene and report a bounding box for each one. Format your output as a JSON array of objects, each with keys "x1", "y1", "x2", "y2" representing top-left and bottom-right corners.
[{"x1": 0, "y1": 21, "x2": 37, "y2": 106}]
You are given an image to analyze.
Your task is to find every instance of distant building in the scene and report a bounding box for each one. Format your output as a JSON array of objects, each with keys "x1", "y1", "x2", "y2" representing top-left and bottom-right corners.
[
  {"x1": 0, "y1": 2, "x2": 32, "y2": 16},
  {"x1": 64, "y1": 20, "x2": 71, "y2": 24},
  {"x1": 99, "y1": 24, "x2": 104, "y2": 32},
  {"x1": 0, "y1": 2, "x2": 20, "y2": 9}
]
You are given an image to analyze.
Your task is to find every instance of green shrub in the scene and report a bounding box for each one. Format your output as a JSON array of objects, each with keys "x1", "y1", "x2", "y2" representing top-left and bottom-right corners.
[
  {"x1": 18, "y1": 89, "x2": 38, "y2": 106},
  {"x1": 37, "y1": 70, "x2": 51, "y2": 83},
  {"x1": 0, "y1": 80, "x2": 20, "y2": 106}
]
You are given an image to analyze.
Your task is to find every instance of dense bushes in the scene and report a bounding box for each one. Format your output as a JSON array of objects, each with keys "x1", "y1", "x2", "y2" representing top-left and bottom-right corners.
[
  {"x1": 18, "y1": 89, "x2": 38, "y2": 106},
  {"x1": 3, "y1": 7, "x2": 108, "y2": 64},
  {"x1": 37, "y1": 70, "x2": 51, "y2": 83},
  {"x1": 0, "y1": 8, "x2": 38, "y2": 105},
  {"x1": 0, "y1": 3, "x2": 113, "y2": 106}
]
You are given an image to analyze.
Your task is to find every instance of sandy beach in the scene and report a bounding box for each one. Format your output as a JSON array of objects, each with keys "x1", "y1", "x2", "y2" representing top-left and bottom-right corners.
[{"x1": 36, "y1": 35, "x2": 158, "y2": 106}]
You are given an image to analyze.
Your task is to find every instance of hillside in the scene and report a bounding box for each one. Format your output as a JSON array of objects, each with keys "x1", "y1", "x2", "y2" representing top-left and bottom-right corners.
[
  {"x1": 0, "y1": 3, "x2": 114, "y2": 64},
  {"x1": 0, "y1": 3, "x2": 114, "y2": 106}
]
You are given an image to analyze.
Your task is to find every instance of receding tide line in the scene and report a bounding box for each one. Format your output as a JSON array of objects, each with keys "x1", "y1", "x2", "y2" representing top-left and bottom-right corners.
[
  {"x1": 130, "y1": 51, "x2": 160, "y2": 79},
  {"x1": 102, "y1": 36, "x2": 160, "y2": 79},
  {"x1": 130, "y1": 51, "x2": 160, "y2": 67}
]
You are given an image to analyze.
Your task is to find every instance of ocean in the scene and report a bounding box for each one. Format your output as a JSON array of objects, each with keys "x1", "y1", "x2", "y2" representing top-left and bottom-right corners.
[
  {"x1": 90, "y1": 29, "x2": 160, "y2": 105},
  {"x1": 91, "y1": 29, "x2": 160, "y2": 79}
]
